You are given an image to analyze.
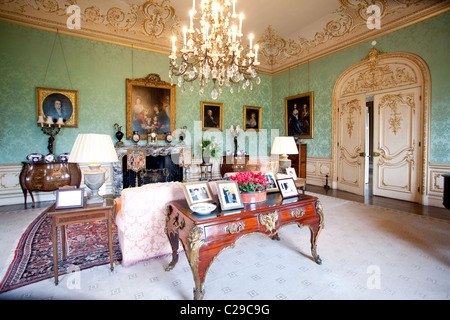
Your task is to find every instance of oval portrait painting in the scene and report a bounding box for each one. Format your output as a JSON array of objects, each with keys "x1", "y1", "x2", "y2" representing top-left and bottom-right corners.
[{"x1": 42, "y1": 93, "x2": 73, "y2": 123}]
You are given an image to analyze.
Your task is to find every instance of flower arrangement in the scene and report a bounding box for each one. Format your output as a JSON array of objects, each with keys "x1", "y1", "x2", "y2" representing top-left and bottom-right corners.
[
  {"x1": 200, "y1": 138, "x2": 219, "y2": 158},
  {"x1": 230, "y1": 171, "x2": 270, "y2": 193}
]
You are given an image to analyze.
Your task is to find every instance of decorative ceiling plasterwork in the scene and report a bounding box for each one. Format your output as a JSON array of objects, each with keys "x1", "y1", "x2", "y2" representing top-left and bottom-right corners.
[
  {"x1": 0, "y1": 0, "x2": 448, "y2": 75},
  {"x1": 257, "y1": 0, "x2": 449, "y2": 74}
]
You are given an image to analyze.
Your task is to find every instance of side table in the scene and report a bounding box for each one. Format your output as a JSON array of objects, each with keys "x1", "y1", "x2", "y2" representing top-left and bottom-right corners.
[
  {"x1": 46, "y1": 198, "x2": 115, "y2": 285},
  {"x1": 200, "y1": 163, "x2": 213, "y2": 180}
]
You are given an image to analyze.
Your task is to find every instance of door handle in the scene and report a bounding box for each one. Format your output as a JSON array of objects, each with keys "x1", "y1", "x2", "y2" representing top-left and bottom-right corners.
[
  {"x1": 373, "y1": 152, "x2": 381, "y2": 157},
  {"x1": 359, "y1": 152, "x2": 365, "y2": 157}
]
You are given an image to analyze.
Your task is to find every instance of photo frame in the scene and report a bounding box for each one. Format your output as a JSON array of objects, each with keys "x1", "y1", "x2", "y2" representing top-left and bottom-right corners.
[
  {"x1": 201, "y1": 101, "x2": 223, "y2": 131},
  {"x1": 264, "y1": 171, "x2": 279, "y2": 193},
  {"x1": 285, "y1": 92, "x2": 313, "y2": 139},
  {"x1": 55, "y1": 188, "x2": 84, "y2": 209},
  {"x1": 276, "y1": 177, "x2": 299, "y2": 199},
  {"x1": 36, "y1": 87, "x2": 78, "y2": 128},
  {"x1": 243, "y1": 105, "x2": 262, "y2": 131},
  {"x1": 216, "y1": 180, "x2": 244, "y2": 210},
  {"x1": 182, "y1": 181, "x2": 215, "y2": 207},
  {"x1": 126, "y1": 73, "x2": 176, "y2": 141},
  {"x1": 286, "y1": 167, "x2": 297, "y2": 180}
]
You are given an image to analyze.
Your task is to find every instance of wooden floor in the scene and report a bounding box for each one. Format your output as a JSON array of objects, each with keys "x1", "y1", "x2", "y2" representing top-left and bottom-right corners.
[
  {"x1": 307, "y1": 184, "x2": 450, "y2": 221},
  {"x1": 1, "y1": 185, "x2": 449, "y2": 221}
]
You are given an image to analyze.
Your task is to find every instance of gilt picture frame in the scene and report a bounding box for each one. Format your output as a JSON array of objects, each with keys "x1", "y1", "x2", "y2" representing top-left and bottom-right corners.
[
  {"x1": 36, "y1": 87, "x2": 78, "y2": 128},
  {"x1": 201, "y1": 101, "x2": 223, "y2": 131},
  {"x1": 126, "y1": 73, "x2": 176, "y2": 141},
  {"x1": 243, "y1": 105, "x2": 262, "y2": 131},
  {"x1": 285, "y1": 92, "x2": 313, "y2": 139}
]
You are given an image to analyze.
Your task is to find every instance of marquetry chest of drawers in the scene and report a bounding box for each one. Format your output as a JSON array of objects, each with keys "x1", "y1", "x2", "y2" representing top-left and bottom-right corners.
[{"x1": 19, "y1": 162, "x2": 82, "y2": 207}]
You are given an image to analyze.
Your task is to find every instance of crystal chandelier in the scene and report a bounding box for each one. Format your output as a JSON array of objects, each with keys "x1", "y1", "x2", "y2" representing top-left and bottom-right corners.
[{"x1": 169, "y1": 0, "x2": 261, "y2": 100}]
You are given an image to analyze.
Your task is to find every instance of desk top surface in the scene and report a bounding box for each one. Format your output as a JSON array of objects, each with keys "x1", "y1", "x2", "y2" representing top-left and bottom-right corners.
[
  {"x1": 169, "y1": 192, "x2": 318, "y2": 223},
  {"x1": 46, "y1": 197, "x2": 115, "y2": 215}
]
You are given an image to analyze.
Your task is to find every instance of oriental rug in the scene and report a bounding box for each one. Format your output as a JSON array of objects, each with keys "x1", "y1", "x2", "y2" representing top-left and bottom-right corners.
[{"x1": 0, "y1": 210, "x2": 122, "y2": 293}]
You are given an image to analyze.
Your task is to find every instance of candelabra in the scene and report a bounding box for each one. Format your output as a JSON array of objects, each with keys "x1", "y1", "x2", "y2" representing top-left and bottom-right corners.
[
  {"x1": 37, "y1": 115, "x2": 64, "y2": 154},
  {"x1": 169, "y1": 0, "x2": 261, "y2": 100},
  {"x1": 229, "y1": 125, "x2": 241, "y2": 156}
]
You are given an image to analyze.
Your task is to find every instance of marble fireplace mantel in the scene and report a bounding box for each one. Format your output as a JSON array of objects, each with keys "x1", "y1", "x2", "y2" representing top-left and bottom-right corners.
[{"x1": 112, "y1": 144, "x2": 190, "y2": 195}]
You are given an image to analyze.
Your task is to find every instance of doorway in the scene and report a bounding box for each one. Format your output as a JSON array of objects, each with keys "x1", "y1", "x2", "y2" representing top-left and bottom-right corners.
[
  {"x1": 332, "y1": 48, "x2": 431, "y2": 204},
  {"x1": 365, "y1": 97, "x2": 374, "y2": 197}
]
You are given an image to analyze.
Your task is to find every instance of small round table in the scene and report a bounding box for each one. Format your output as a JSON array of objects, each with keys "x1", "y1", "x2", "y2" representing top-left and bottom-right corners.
[{"x1": 200, "y1": 163, "x2": 213, "y2": 180}]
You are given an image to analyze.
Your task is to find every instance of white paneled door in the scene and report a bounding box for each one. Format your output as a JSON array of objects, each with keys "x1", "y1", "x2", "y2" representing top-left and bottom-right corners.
[
  {"x1": 372, "y1": 87, "x2": 422, "y2": 202},
  {"x1": 337, "y1": 95, "x2": 366, "y2": 196}
]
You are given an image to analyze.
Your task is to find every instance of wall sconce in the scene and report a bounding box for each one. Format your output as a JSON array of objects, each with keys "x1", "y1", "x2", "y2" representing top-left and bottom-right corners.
[{"x1": 37, "y1": 115, "x2": 65, "y2": 154}]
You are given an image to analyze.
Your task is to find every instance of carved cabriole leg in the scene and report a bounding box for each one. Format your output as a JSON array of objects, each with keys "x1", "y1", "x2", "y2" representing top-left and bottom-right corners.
[
  {"x1": 165, "y1": 206, "x2": 180, "y2": 272},
  {"x1": 310, "y1": 201, "x2": 325, "y2": 265},
  {"x1": 187, "y1": 226, "x2": 206, "y2": 300}
]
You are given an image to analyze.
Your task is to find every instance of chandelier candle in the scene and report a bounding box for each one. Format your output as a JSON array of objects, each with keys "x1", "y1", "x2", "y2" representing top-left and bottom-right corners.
[{"x1": 169, "y1": 0, "x2": 261, "y2": 100}]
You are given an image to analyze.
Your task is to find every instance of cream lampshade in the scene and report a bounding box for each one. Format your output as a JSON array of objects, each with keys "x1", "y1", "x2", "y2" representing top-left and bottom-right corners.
[
  {"x1": 68, "y1": 134, "x2": 118, "y2": 204},
  {"x1": 271, "y1": 136, "x2": 298, "y2": 173}
]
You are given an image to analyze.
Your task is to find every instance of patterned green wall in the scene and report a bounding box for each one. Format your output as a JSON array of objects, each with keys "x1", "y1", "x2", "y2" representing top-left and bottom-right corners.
[
  {"x1": 273, "y1": 11, "x2": 450, "y2": 163},
  {"x1": 0, "y1": 21, "x2": 272, "y2": 163},
  {"x1": 0, "y1": 10, "x2": 449, "y2": 164}
]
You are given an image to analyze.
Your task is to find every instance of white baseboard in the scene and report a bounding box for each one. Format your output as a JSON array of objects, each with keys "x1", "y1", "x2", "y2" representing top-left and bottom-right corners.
[{"x1": 1, "y1": 160, "x2": 448, "y2": 207}]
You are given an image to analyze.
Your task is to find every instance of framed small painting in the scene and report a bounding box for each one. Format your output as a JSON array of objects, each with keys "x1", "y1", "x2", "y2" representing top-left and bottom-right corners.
[
  {"x1": 126, "y1": 73, "x2": 176, "y2": 140},
  {"x1": 55, "y1": 188, "x2": 84, "y2": 209},
  {"x1": 286, "y1": 167, "x2": 297, "y2": 180},
  {"x1": 243, "y1": 105, "x2": 262, "y2": 131},
  {"x1": 201, "y1": 101, "x2": 223, "y2": 131},
  {"x1": 264, "y1": 171, "x2": 279, "y2": 193},
  {"x1": 276, "y1": 177, "x2": 299, "y2": 199},
  {"x1": 216, "y1": 180, "x2": 244, "y2": 210},
  {"x1": 285, "y1": 92, "x2": 313, "y2": 139},
  {"x1": 182, "y1": 181, "x2": 215, "y2": 207},
  {"x1": 36, "y1": 87, "x2": 78, "y2": 128}
]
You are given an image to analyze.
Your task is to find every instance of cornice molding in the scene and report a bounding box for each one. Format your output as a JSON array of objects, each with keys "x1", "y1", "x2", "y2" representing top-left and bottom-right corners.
[{"x1": 0, "y1": 0, "x2": 448, "y2": 76}]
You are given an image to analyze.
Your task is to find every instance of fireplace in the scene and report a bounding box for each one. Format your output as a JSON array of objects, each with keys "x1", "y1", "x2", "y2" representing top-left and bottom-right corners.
[{"x1": 112, "y1": 144, "x2": 189, "y2": 195}]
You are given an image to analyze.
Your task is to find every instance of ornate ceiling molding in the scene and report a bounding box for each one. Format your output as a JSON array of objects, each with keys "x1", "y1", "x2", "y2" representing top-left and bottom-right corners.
[
  {"x1": 0, "y1": 0, "x2": 448, "y2": 75},
  {"x1": 256, "y1": 0, "x2": 449, "y2": 74}
]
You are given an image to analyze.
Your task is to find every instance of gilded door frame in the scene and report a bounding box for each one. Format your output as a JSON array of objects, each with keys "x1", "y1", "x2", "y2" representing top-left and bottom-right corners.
[{"x1": 332, "y1": 48, "x2": 431, "y2": 203}]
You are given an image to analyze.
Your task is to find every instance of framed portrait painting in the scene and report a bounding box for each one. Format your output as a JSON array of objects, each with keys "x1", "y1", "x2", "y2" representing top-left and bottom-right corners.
[
  {"x1": 36, "y1": 87, "x2": 78, "y2": 128},
  {"x1": 201, "y1": 101, "x2": 223, "y2": 131},
  {"x1": 243, "y1": 105, "x2": 262, "y2": 131},
  {"x1": 285, "y1": 92, "x2": 313, "y2": 139},
  {"x1": 126, "y1": 73, "x2": 176, "y2": 140}
]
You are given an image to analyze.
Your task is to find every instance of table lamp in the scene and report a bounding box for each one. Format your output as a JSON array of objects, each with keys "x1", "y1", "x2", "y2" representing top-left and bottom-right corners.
[
  {"x1": 271, "y1": 136, "x2": 298, "y2": 173},
  {"x1": 68, "y1": 134, "x2": 118, "y2": 204}
]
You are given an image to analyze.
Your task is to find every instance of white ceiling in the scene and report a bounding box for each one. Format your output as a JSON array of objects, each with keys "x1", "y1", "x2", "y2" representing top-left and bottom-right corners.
[{"x1": 170, "y1": 0, "x2": 342, "y2": 41}]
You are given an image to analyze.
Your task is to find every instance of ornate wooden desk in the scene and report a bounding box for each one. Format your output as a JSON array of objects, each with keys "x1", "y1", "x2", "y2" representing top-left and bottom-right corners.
[{"x1": 165, "y1": 193, "x2": 324, "y2": 300}]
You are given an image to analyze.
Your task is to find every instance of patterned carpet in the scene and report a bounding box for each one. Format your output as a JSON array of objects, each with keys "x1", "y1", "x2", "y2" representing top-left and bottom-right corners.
[
  {"x1": 0, "y1": 209, "x2": 121, "y2": 293},
  {"x1": 0, "y1": 193, "x2": 449, "y2": 300}
]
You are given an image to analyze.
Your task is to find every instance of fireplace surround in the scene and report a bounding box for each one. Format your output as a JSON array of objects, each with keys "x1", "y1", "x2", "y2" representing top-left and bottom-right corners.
[{"x1": 112, "y1": 144, "x2": 189, "y2": 195}]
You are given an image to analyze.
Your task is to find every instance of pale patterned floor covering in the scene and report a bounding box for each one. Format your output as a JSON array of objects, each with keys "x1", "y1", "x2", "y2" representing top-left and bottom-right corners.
[{"x1": 0, "y1": 193, "x2": 449, "y2": 300}]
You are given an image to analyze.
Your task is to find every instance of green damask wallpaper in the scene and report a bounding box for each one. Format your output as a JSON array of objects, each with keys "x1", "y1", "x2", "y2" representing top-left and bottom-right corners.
[
  {"x1": 0, "y1": 10, "x2": 449, "y2": 165},
  {"x1": 0, "y1": 21, "x2": 272, "y2": 163},
  {"x1": 272, "y1": 10, "x2": 450, "y2": 163}
]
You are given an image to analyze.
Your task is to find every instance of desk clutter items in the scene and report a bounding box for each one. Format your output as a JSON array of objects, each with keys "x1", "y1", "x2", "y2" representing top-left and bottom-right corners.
[{"x1": 189, "y1": 202, "x2": 217, "y2": 215}]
